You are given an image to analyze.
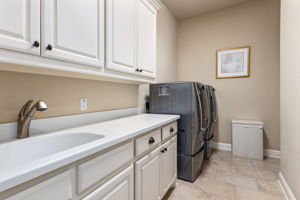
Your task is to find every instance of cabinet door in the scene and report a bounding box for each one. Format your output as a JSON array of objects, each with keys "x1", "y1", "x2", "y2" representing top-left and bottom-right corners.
[
  {"x1": 7, "y1": 170, "x2": 72, "y2": 200},
  {"x1": 137, "y1": 0, "x2": 157, "y2": 78},
  {"x1": 82, "y1": 165, "x2": 134, "y2": 200},
  {"x1": 106, "y1": 0, "x2": 137, "y2": 74},
  {"x1": 135, "y1": 147, "x2": 161, "y2": 200},
  {"x1": 161, "y1": 137, "x2": 177, "y2": 195},
  {"x1": 42, "y1": 0, "x2": 104, "y2": 67},
  {"x1": 0, "y1": 0, "x2": 40, "y2": 55}
]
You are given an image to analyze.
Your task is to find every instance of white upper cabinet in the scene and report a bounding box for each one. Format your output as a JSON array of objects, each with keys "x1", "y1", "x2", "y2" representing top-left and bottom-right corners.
[
  {"x1": 137, "y1": 0, "x2": 157, "y2": 78},
  {"x1": 106, "y1": 0, "x2": 137, "y2": 74},
  {"x1": 106, "y1": 0, "x2": 160, "y2": 78},
  {"x1": 0, "y1": 0, "x2": 160, "y2": 82},
  {"x1": 42, "y1": 0, "x2": 104, "y2": 67},
  {"x1": 0, "y1": 0, "x2": 40, "y2": 55}
]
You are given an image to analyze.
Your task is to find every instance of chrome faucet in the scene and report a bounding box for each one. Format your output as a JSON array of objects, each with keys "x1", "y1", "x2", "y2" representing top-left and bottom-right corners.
[{"x1": 17, "y1": 100, "x2": 48, "y2": 139}]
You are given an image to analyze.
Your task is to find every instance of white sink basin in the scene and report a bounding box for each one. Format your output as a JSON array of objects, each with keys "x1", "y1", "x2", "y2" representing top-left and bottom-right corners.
[{"x1": 0, "y1": 133, "x2": 104, "y2": 170}]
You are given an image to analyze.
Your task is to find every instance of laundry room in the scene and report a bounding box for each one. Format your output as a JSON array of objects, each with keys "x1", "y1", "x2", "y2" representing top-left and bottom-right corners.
[{"x1": 0, "y1": 0, "x2": 298, "y2": 200}]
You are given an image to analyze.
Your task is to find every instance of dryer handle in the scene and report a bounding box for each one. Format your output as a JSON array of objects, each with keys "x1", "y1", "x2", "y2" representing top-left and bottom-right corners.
[
  {"x1": 211, "y1": 88, "x2": 217, "y2": 122},
  {"x1": 194, "y1": 84, "x2": 205, "y2": 131}
]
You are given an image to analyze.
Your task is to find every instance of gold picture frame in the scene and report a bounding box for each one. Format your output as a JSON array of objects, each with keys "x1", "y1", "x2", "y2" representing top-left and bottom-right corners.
[{"x1": 216, "y1": 46, "x2": 250, "y2": 79}]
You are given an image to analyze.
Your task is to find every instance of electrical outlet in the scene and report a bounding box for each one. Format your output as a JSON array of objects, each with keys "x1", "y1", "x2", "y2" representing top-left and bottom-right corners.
[{"x1": 80, "y1": 98, "x2": 88, "y2": 111}]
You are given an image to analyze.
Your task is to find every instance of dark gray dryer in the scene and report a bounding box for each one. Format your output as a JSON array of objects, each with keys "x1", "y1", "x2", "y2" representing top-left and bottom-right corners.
[{"x1": 149, "y1": 82, "x2": 210, "y2": 182}]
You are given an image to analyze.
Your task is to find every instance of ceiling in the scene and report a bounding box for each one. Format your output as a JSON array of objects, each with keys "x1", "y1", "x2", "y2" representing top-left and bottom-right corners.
[{"x1": 162, "y1": 0, "x2": 255, "y2": 20}]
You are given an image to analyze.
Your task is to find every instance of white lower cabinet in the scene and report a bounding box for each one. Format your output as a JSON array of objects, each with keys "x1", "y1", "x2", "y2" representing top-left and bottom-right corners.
[
  {"x1": 161, "y1": 137, "x2": 177, "y2": 195},
  {"x1": 82, "y1": 165, "x2": 134, "y2": 200},
  {"x1": 135, "y1": 135, "x2": 177, "y2": 200},
  {"x1": 7, "y1": 170, "x2": 73, "y2": 200},
  {"x1": 135, "y1": 147, "x2": 161, "y2": 200}
]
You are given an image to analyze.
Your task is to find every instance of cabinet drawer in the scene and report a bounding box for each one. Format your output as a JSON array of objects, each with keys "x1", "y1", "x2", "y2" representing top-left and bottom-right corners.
[
  {"x1": 162, "y1": 122, "x2": 177, "y2": 140},
  {"x1": 7, "y1": 170, "x2": 72, "y2": 200},
  {"x1": 77, "y1": 142, "x2": 134, "y2": 194},
  {"x1": 82, "y1": 165, "x2": 134, "y2": 200},
  {"x1": 135, "y1": 129, "x2": 161, "y2": 156}
]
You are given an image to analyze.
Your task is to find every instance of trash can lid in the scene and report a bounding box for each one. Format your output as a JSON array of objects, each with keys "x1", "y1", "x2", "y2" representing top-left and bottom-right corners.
[{"x1": 232, "y1": 120, "x2": 264, "y2": 128}]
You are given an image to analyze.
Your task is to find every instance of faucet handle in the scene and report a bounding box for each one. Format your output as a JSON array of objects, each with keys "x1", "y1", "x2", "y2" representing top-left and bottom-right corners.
[{"x1": 18, "y1": 100, "x2": 34, "y2": 119}]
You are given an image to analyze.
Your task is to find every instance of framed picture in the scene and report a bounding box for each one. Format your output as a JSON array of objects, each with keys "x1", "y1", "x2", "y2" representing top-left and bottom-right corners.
[{"x1": 216, "y1": 46, "x2": 250, "y2": 79}]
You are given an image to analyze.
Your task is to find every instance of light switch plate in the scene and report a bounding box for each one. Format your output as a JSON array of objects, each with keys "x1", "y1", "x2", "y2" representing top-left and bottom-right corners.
[{"x1": 80, "y1": 98, "x2": 88, "y2": 111}]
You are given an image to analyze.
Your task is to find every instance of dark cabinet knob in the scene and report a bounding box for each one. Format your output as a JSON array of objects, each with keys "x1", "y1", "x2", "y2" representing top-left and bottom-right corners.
[
  {"x1": 139, "y1": 69, "x2": 143, "y2": 72},
  {"x1": 46, "y1": 44, "x2": 53, "y2": 51},
  {"x1": 136, "y1": 68, "x2": 139, "y2": 72},
  {"x1": 161, "y1": 149, "x2": 165, "y2": 153},
  {"x1": 164, "y1": 148, "x2": 168, "y2": 151},
  {"x1": 170, "y1": 127, "x2": 174, "y2": 132},
  {"x1": 148, "y1": 137, "x2": 155, "y2": 144},
  {"x1": 32, "y1": 41, "x2": 40, "y2": 48}
]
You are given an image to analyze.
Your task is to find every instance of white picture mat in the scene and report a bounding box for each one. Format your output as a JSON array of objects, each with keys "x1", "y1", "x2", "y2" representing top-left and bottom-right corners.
[{"x1": 217, "y1": 47, "x2": 249, "y2": 78}]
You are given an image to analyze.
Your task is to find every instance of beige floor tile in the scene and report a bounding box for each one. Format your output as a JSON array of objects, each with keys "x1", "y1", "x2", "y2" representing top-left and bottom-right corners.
[
  {"x1": 166, "y1": 182, "x2": 210, "y2": 200},
  {"x1": 256, "y1": 168, "x2": 278, "y2": 181},
  {"x1": 257, "y1": 179, "x2": 283, "y2": 195},
  {"x1": 236, "y1": 186, "x2": 285, "y2": 200},
  {"x1": 164, "y1": 152, "x2": 284, "y2": 200},
  {"x1": 209, "y1": 159, "x2": 236, "y2": 173},
  {"x1": 235, "y1": 165, "x2": 258, "y2": 178},
  {"x1": 210, "y1": 193, "x2": 236, "y2": 200},
  {"x1": 233, "y1": 157, "x2": 253, "y2": 168},
  {"x1": 252, "y1": 160, "x2": 280, "y2": 174},
  {"x1": 198, "y1": 169, "x2": 216, "y2": 181},
  {"x1": 197, "y1": 162, "x2": 217, "y2": 181},
  {"x1": 215, "y1": 170, "x2": 258, "y2": 190},
  {"x1": 235, "y1": 163, "x2": 277, "y2": 181},
  {"x1": 194, "y1": 179, "x2": 235, "y2": 199}
]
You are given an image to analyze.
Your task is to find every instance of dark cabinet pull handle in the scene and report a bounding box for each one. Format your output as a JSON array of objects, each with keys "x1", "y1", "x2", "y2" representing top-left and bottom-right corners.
[
  {"x1": 139, "y1": 69, "x2": 143, "y2": 72},
  {"x1": 148, "y1": 137, "x2": 155, "y2": 144},
  {"x1": 161, "y1": 150, "x2": 165, "y2": 153},
  {"x1": 136, "y1": 68, "x2": 139, "y2": 72},
  {"x1": 170, "y1": 127, "x2": 174, "y2": 132},
  {"x1": 46, "y1": 44, "x2": 53, "y2": 51},
  {"x1": 164, "y1": 148, "x2": 168, "y2": 151},
  {"x1": 33, "y1": 41, "x2": 40, "y2": 48}
]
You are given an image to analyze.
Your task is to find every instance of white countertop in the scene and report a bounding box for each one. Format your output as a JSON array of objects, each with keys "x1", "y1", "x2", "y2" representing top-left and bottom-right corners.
[{"x1": 0, "y1": 114, "x2": 180, "y2": 193}]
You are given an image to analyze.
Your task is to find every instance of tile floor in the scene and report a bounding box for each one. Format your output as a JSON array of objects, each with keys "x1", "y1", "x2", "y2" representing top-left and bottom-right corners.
[{"x1": 164, "y1": 150, "x2": 285, "y2": 200}]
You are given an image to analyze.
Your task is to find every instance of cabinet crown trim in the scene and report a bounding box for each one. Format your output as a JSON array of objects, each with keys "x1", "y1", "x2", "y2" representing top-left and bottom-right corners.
[{"x1": 148, "y1": 0, "x2": 161, "y2": 10}]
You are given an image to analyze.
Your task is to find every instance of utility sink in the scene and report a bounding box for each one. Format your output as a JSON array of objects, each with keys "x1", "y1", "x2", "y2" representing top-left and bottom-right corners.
[{"x1": 0, "y1": 133, "x2": 104, "y2": 170}]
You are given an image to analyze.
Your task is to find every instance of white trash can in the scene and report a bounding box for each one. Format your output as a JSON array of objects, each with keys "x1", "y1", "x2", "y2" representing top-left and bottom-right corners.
[{"x1": 232, "y1": 120, "x2": 264, "y2": 160}]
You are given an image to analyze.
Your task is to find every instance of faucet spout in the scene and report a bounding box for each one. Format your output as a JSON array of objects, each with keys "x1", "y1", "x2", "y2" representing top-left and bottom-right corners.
[{"x1": 17, "y1": 100, "x2": 48, "y2": 139}]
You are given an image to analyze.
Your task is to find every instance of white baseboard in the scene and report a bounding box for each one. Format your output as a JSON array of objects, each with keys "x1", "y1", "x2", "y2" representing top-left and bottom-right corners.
[
  {"x1": 211, "y1": 142, "x2": 281, "y2": 158},
  {"x1": 264, "y1": 149, "x2": 281, "y2": 158},
  {"x1": 278, "y1": 172, "x2": 296, "y2": 200},
  {"x1": 212, "y1": 141, "x2": 232, "y2": 151}
]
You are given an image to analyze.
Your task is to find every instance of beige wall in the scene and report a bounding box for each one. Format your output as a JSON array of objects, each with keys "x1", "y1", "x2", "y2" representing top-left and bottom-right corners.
[
  {"x1": 280, "y1": 0, "x2": 300, "y2": 198},
  {"x1": 0, "y1": 69, "x2": 138, "y2": 124},
  {"x1": 138, "y1": 2, "x2": 178, "y2": 112},
  {"x1": 177, "y1": 0, "x2": 280, "y2": 150}
]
